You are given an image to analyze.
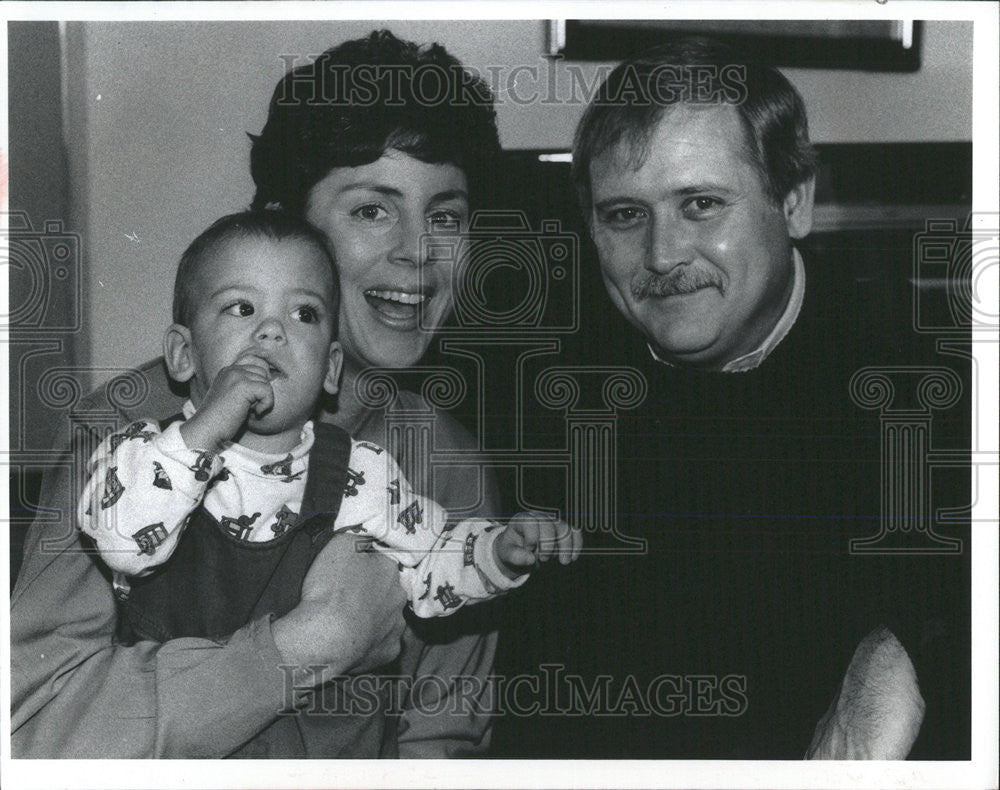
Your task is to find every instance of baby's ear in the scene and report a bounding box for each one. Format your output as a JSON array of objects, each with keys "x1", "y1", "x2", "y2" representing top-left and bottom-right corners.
[
  {"x1": 163, "y1": 324, "x2": 197, "y2": 383},
  {"x1": 323, "y1": 341, "x2": 344, "y2": 395}
]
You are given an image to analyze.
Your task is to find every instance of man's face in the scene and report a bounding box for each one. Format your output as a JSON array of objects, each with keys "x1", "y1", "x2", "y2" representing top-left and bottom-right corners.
[{"x1": 588, "y1": 104, "x2": 812, "y2": 369}]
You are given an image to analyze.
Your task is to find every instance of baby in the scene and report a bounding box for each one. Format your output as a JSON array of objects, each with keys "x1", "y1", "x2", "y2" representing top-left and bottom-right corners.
[{"x1": 78, "y1": 210, "x2": 580, "y2": 641}]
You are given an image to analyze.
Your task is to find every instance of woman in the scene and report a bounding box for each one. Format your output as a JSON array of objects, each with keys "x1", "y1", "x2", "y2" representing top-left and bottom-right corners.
[{"x1": 11, "y1": 30, "x2": 503, "y2": 758}]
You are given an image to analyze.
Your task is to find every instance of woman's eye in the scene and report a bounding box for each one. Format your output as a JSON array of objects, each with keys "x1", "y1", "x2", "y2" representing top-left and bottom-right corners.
[
  {"x1": 224, "y1": 302, "x2": 254, "y2": 317},
  {"x1": 293, "y1": 306, "x2": 320, "y2": 324},
  {"x1": 352, "y1": 203, "x2": 389, "y2": 222},
  {"x1": 428, "y1": 210, "x2": 464, "y2": 231}
]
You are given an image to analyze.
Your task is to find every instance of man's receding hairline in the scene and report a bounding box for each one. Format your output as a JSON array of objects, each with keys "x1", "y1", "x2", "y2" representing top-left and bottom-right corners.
[{"x1": 588, "y1": 102, "x2": 762, "y2": 187}]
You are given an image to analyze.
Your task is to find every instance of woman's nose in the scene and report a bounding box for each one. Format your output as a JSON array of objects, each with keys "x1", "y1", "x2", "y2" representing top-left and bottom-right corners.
[{"x1": 389, "y1": 213, "x2": 426, "y2": 267}]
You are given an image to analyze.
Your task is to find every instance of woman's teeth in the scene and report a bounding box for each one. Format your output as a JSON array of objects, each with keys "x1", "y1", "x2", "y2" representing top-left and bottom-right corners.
[{"x1": 364, "y1": 289, "x2": 427, "y2": 305}]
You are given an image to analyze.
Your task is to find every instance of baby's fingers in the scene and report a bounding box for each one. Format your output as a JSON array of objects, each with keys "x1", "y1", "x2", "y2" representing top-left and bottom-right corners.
[
  {"x1": 565, "y1": 525, "x2": 583, "y2": 564},
  {"x1": 234, "y1": 352, "x2": 271, "y2": 379},
  {"x1": 549, "y1": 520, "x2": 581, "y2": 565},
  {"x1": 503, "y1": 545, "x2": 538, "y2": 569},
  {"x1": 534, "y1": 515, "x2": 566, "y2": 563},
  {"x1": 508, "y1": 512, "x2": 540, "y2": 554},
  {"x1": 538, "y1": 518, "x2": 575, "y2": 564},
  {"x1": 250, "y1": 380, "x2": 275, "y2": 416}
]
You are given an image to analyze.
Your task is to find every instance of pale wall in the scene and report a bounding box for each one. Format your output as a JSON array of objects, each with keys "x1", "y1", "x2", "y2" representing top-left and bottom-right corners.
[{"x1": 66, "y1": 20, "x2": 973, "y2": 382}]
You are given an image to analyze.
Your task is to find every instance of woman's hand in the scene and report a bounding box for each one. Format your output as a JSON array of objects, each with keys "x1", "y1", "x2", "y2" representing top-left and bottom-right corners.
[{"x1": 272, "y1": 534, "x2": 407, "y2": 685}]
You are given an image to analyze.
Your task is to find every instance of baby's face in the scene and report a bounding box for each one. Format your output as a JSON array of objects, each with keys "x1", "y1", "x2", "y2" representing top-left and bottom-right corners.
[{"x1": 184, "y1": 236, "x2": 340, "y2": 436}]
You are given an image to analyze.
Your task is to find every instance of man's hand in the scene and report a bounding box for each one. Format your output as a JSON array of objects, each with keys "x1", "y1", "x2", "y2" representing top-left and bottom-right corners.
[
  {"x1": 494, "y1": 511, "x2": 582, "y2": 580},
  {"x1": 179, "y1": 352, "x2": 274, "y2": 451},
  {"x1": 272, "y1": 534, "x2": 407, "y2": 686},
  {"x1": 805, "y1": 626, "x2": 925, "y2": 760}
]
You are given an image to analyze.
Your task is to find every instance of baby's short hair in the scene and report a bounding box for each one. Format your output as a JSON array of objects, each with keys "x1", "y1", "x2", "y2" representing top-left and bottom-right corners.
[{"x1": 172, "y1": 210, "x2": 337, "y2": 328}]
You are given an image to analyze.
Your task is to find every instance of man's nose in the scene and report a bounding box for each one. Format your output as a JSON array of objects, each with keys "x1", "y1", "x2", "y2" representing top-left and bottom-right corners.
[
  {"x1": 645, "y1": 216, "x2": 692, "y2": 274},
  {"x1": 254, "y1": 316, "x2": 285, "y2": 343}
]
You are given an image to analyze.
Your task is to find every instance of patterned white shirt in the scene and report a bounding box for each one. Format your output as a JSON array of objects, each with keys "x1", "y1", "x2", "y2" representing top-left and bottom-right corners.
[{"x1": 78, "y1": 402, "x2": 525, "y2": 618}]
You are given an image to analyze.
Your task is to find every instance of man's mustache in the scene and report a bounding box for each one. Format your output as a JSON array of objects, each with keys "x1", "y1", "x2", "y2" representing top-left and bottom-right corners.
[{"x1": 631, "y1": 267, "x2": 725, "y2": 299}]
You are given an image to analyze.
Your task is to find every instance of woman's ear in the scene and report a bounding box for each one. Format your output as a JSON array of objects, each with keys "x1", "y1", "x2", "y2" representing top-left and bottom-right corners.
[
  {"x1": 323, "y1": 341, "x2": 344, "y2": 395},
  {"x1": 163, "y1": 324, "x2": 197, "y2": 382},
  {"x1": 783, "y1": 176, "x2": 815, "y2": 240}
]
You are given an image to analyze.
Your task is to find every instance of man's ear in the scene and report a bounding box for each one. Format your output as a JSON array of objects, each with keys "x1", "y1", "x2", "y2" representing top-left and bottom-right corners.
[
  {"x1": 163, "y1": 324, "x2": 197, "y2": 382},
  {"x1": 323, "y1": 341, "x2": 344, "y2": 395},
  {"x1": 783, "y1": 176, "x2": 815, "y2": 240}
]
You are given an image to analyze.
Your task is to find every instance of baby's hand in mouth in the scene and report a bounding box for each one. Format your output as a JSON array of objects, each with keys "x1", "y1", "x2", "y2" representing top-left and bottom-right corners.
[{"x1": 238, "y1": 351, "x2": 280, "y2": 381}]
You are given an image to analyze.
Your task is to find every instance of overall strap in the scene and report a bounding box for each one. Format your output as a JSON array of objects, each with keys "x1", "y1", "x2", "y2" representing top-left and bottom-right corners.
[
  {"x1": 158, "y1": 412, "x2": 186, "y2": 431},
  {"x1": 299, "y1": 421, "x2": 353, "y2": 543}
]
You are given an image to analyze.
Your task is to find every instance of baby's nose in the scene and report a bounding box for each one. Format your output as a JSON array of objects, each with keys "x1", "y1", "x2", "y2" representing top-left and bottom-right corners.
[{"x1": 255, "y1": 317, "x2": 285, "y2": 342}]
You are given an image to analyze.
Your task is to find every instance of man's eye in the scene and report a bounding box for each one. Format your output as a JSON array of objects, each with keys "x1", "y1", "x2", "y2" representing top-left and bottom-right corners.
[
  {"x1": 293, "y1": 306, "x2": 320, "y2": 324},
  {"x1": 601, "y1": 206, "x2": 647, "y2": 227},
  {"x1": 224, "y1": 302, "x2": 254, "y2": 317},
  {"x1": 352, "y1": 203, "x2": 389, "y2": 222},
  {"x1": 683, "y1": 197, "x2": 724, "y2": 217}
]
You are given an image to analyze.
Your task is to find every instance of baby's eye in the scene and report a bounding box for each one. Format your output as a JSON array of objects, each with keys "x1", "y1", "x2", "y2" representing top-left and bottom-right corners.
[
  {"x1": 352, "y1": 203, "x2": 389, "y2": 222},
  {"x1": 293, "y1": 306, "x2": 320, "y2": 324},
  {"x1": 224, "y1": 301, "x2": 254, "y2": 317}
]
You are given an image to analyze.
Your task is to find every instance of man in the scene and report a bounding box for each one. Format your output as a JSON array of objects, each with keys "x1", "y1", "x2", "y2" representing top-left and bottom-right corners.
[
  {"x1": 573, "y1": 41, "x2": 815, "y2": 374},
  {"x1": 494, "y1": 37, "x2": 969, "y2": 760}
]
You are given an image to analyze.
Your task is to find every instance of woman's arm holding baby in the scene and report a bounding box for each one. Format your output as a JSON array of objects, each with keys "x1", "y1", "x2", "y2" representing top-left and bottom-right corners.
[{"x1": 13, "y1": 512, "x2": 404, "y2": 757}]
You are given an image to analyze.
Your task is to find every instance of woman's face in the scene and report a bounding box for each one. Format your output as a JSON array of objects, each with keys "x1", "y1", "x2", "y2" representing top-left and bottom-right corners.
[{"x1": 305, "y1": 150, "x2": 469, "y2": 371}]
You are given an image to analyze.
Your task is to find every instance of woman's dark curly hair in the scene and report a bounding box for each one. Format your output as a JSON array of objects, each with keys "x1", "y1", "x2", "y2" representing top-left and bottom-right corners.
[{"x1": 249, "y1": 30, "x2": 501, "y2": 215}]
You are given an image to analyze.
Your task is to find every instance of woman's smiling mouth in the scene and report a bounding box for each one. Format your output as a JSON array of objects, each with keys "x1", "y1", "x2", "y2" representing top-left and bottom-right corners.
[{"x1": 363, "y1": 288, "x2": 432, "y2": 326}]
